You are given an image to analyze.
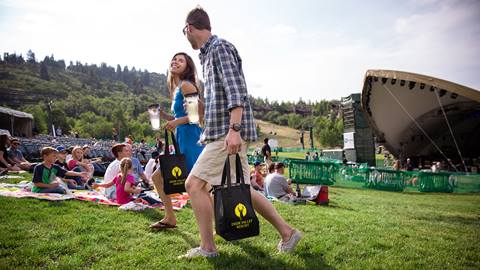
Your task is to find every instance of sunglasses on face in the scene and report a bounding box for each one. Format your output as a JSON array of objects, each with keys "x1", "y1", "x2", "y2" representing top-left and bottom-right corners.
[{"x1": 182, "y1": 23, "x2": 192, "y2": 35}]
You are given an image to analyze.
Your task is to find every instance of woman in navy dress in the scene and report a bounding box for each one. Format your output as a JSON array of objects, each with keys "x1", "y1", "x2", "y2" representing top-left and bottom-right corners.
[{"x1": 150, "y1": 52, "x2": 204, "y2": 229}]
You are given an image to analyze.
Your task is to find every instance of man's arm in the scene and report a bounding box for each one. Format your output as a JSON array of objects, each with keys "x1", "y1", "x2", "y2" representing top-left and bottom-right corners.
[
  {"x1": 65, "y1": 170, "x2": 89, "y2": 180},
  {"x1": 224, "y1": 107, "x2": 243, "y2": 154}
]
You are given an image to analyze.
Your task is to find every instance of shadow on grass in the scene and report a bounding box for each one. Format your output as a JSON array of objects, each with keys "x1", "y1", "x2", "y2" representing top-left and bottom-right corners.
[
  {"x1": 139, "y1": 208, "x2": 165, "y2": 222},
  {"x1": 205, "y1": 241, "x2": 334, "y2": 270}
]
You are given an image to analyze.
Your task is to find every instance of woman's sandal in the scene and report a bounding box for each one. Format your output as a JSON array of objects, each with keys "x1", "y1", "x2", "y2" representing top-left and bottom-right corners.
[{"x1": 149, "y1": 221, "x2": 177, "y2": 230}]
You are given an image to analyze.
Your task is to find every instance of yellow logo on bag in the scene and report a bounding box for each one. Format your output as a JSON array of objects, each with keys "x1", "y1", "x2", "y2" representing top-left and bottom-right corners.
[
  {"x1": 234, "y1": 203, "x2": 247, "y2": 220},
  {"x1": 171, "y1": 166, "x2": 182, "y2": 178}
]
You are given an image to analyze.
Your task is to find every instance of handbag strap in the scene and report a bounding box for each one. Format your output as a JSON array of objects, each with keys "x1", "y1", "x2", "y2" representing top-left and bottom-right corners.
[
  {"x1": 164, "y1": 129, "x2": 182, "y2": 156},
  {"x1": 220, "y1": 154, "x2": 245, "y2": 187}
]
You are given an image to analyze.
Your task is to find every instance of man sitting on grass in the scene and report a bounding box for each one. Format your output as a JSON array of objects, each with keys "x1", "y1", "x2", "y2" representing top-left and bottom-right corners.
[
  {"x1": 32, "y1": 147, "x2": 89, "y2": 194},
  {"x1": 264, "y1": 162, "x2": 296, "y2": 202},
  {"x1": 7, "y1": 138, "x2": 35, "y2": 171}
]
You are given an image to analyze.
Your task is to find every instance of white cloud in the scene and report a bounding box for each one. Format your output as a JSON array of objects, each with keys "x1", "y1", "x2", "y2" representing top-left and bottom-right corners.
[{"x1": 1, "y1": 0, "x2": 478, "y2": 102}]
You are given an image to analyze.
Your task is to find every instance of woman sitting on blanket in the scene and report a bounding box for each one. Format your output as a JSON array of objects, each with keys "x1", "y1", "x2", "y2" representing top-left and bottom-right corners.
[
  {"x1": 92, "y1": 157, "x2": 160, "y2": 205},
  {"x1": 67, "y1": 146, "x2": 94, "y2": 179}
]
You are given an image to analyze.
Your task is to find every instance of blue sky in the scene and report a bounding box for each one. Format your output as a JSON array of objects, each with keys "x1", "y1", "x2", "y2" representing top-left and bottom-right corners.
[{"x1": 1, "y1": 0, "x2": 479, "y2": 101}]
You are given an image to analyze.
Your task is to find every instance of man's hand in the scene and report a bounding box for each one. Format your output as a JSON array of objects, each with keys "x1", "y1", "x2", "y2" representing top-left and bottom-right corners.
[
  {"x1": 51, "y1": 181, "x2": 60, "y2": 188},
  {"x1": 224, "y1": 130, "x2": 243, "y2": 155}
]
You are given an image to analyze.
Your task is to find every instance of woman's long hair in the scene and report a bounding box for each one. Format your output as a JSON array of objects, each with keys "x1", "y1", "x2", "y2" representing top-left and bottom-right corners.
[
  {"x1": 166, "y1": 52, "x2": 200, "y2": 98},
  {"x1": 119, "y1": 157, "x2": 133, "y2": 186},
  {"x1": 71, "y1": 146, "x2": 83, "y2": 161}
]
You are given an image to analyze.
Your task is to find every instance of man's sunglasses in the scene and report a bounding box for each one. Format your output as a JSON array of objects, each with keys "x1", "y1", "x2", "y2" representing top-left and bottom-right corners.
[{"x1": 182, "y1": 23, "x2": 192, "y2": 35}]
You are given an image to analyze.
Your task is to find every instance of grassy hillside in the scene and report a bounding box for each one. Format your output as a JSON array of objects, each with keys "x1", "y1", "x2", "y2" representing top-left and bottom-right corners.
[{"x1": 254, "y1": 119, "x2": 321, "y2": 149}]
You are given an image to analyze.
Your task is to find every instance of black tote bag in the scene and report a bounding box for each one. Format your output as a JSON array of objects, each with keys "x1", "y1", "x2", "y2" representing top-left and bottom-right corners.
[
  {"x1": 158, "y1": 129, "x2": 187, "y2": 194},
  {"x1": 213, "y1": 154, "x2": 260, "y2": 241}
]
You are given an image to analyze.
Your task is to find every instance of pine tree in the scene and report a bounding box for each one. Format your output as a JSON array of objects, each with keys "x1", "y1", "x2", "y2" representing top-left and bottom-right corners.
[{"x1": 26, "y1": 49, "x2": 36, "y2": 64}]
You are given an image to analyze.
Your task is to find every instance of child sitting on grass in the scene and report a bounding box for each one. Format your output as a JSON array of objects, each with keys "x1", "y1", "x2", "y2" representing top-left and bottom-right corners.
[
  {"x1": 32, "y1": 147, "x2": 89, "y2": 194},
  {"x1": 93, "y1": 157, "x2": 160, "y2": 205}
]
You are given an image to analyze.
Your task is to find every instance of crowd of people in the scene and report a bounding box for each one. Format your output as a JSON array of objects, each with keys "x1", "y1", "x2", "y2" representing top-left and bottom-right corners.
[{"x1": 383, "y1": 154, "x2": 479, "y2": 174}]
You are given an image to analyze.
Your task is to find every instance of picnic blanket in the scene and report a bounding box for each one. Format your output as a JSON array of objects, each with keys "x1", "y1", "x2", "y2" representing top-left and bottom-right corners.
[{"x1": 0, "y1": 182, "x2": 189, "y2": 210}]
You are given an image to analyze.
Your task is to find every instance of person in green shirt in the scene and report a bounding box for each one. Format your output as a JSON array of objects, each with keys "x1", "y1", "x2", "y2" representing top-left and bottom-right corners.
[{"x1": 32, "y1": 147, "x2": 88, "y2": 194}]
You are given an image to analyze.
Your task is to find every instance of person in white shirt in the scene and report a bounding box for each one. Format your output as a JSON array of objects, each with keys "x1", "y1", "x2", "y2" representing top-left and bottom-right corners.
[
  {"x1": 264, "y1": 162, "x2": 296, "y2": 202},
  {"x1": 144, "y1": 151, "x2": 160, "y2": 181},
  {"x1": 102, "y1": 143, "x2": 130, "y2": 199}
]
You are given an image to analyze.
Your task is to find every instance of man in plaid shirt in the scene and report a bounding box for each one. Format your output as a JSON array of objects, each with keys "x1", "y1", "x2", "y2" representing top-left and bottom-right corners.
[{"x1": 181, "y1": 6, "x2": 302, "y2": 259}]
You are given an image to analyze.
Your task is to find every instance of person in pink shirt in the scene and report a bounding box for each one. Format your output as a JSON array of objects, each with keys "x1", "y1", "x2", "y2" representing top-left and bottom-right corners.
[
  {"x1": 93, "y1": 157, "x2": 160, "y2": 205},
  {"x1": 93, "y1": 157, "x2": 139, "y2": 204},
  {"x1": 250, "y1": 161, "x2": 265, "y2": 191},
  {"x1": 67, "y1": 146, "x2": 94, "y2": 176}
]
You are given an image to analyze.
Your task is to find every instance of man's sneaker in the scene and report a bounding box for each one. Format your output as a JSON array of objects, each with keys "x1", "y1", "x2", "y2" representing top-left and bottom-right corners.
[
  {"x1": 178, "y1": 247, "x2": 218, "y2": 259},
  {"x1": 277, "y1": 229, "x2": 303, "y2": 253}
]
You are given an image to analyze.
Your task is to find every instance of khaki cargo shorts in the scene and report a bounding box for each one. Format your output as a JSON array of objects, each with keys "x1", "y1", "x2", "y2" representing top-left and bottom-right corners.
[{"x1": 190, "y1": 138, "x2": 251, "y2": 186}]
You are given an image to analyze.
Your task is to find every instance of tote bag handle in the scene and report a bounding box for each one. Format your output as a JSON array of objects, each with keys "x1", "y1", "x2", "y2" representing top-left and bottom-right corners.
[
  {"x1": 220, "y1": 154, "x2": 245, "y2": 188},
  {"x1": 164, "y1": 129, "x2": 182, "y2": 156}
]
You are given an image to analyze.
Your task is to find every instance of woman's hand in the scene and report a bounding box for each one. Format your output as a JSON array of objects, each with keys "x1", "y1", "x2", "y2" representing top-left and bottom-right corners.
[{"x1": 165, "y1": 119, "x2": 179, "y2": 131}]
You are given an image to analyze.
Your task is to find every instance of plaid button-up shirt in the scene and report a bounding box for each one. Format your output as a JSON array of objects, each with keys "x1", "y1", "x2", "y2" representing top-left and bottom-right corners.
[{"x1": 199, "y1": 35, "x2": 257, "y2": 143}]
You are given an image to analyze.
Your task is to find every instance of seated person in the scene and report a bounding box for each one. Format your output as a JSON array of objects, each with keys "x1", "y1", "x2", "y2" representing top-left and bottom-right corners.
[
  {"x1": 102, "y1": 143, "x2": 129, "y2": 200},
  {"x1": 55, "y1": 146, "x2": 91, "y2": 190},
  {"x1": 82, "y1": 145, "x2": 102, "y2": 162},
  {"x1": 124, "y1": 144, "x2": 151, "y2": 188},
  {"x1": 7, "y1": 138, "x2": 35, "y2": 171},
  {"x1": 82, "y1": 145, "x2": 107, "y2": 176},
  {"x1": 250, "y1": 161, "x2": 265, "y2": 191},
  {"x1": 32, "y1": 147, "x2": 89, "y2": 194},
  {"x1": 144, "y1": 151, "x2": 160, "y2": 181},
  {"x1": 0, "y1": 135, "x2": 21, "y2": 174},
  {"x1": 264, "y1": 162, "x2": 296, "y2": 202},
  {"x1": 67, "y1": 146, "x2": 94, "y2": 179},
  {"x1": 93, "y1": 157, "x2": 159, "y2": 205}
]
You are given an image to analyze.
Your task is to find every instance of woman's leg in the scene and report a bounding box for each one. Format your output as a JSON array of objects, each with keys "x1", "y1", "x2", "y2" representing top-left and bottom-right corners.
[{"x1": 150, "y1": 169, "x2": 176, "y2": 226}]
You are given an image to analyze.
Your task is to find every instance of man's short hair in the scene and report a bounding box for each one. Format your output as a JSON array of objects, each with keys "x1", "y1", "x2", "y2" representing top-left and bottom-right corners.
[
  {"x1": 111, "y1": 143, "x2": 126, "y2": 158},
  {"x1": 274, "y1": 162, "x2": 285, "y2": 170},
  {"x1": 41, "y1": 147, "x2": 58, "y2": 157},
  {"x1": 264, "y1": 138, "x2": 269, "y2": 144},
  {"x1": 151, "y1": 151, "x2": 160, "y2": 159},
  {"x1": 10, "y1": 138, "x2": 19, "y2": 143},
  {"x1": 268, "y1": 163, "x2": 275, "y2": 173},
  {"x1": 186, "y1": 6, "x2": 211, "y2": 31}
]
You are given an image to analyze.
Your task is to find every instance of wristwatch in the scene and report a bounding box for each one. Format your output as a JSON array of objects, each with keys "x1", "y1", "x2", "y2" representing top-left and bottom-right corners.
[{"x1": 230, "y1": 123, "x2": 242, "y2": 132}]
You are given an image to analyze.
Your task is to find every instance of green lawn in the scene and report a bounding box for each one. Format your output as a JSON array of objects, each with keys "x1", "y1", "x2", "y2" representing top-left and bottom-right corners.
[{"x1": 1, "y1": 173, "x2": 479, "y2": 269}]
